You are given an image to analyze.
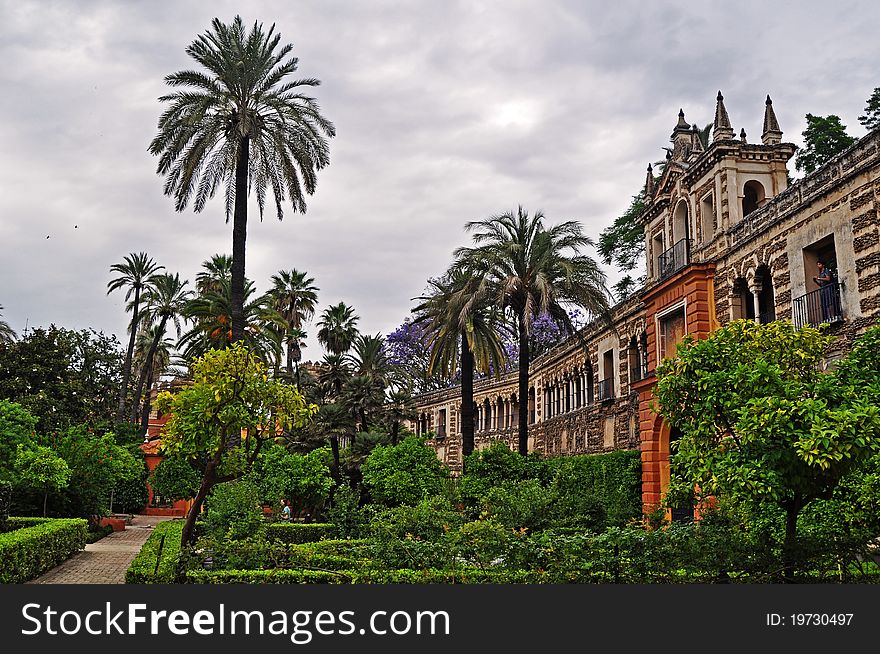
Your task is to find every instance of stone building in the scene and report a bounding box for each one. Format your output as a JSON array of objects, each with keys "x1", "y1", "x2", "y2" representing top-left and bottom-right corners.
[{"x1": 410, "y1": 91, "x2": 880, "y2": 517}]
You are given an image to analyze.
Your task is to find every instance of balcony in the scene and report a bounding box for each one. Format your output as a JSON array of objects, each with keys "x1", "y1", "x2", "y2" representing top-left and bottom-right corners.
[
  {"x1": 657, "y1": 238, "x2": 691, "y2": 281},
  {"x1": 792, "y1": 282, "x2": 844, "y2": 329},
  {"x1": 596, "y1": 378, "x2": 614, "y2": 402}
]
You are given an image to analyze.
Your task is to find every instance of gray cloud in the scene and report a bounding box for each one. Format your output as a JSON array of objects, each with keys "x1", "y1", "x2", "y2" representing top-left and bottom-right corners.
[{"x1": 1, "y1": 0, "x2": 878, "y2": 357}]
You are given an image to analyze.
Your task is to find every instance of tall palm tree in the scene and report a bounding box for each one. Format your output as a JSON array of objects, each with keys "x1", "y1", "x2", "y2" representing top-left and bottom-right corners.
[
  {"x1": 150, "y1": 16, "x2": 335, "y2": 345},
  {"x1": 0, "y1": 304, "x2": 16, "y2": 344},
  {"x1": 318, "y1": 353, "x2": 352, "y2": 399},
  {"x1": 132, "y1": 273, "x2": 192, "y2": 431},
  {"x1": 269, "y1": 269, "x2": 318, "y2": 377},
  {"x1": 342, "y1": 374, "x2": 385, "y2": 433},
  {"x1": 414, "y1": 268, "x2": 507, "y2": 458},
  {"x1": 384, "y1": 389, "x2": 418, "y2": 446},
  {"x1": 195, "y1": 254, "x2": 233, "y2": 295},
  {"x1": 455, "y1": 207, "x2": 612, "y2": 455},
  {"x1": 132, "y1": 323, "x2": 174, "y2": 408},
  {"x1": 178, "y1": 276, "x2": 283, "y2": 364},
  {"x1": 317, "y1": 302, "x2": 360, "y2": 355},
  {"x1": 348, "y1": 333, "x2": 392, "y2": 388},
  {"x1": 107, "y1": 253, "x2": 164, "y2": 422}
]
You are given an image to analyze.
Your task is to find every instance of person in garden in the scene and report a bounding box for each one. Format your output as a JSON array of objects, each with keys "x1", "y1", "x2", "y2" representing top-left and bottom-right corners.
[{"x1": 280, "y1": 498, "x2": 292, "y2": 522}]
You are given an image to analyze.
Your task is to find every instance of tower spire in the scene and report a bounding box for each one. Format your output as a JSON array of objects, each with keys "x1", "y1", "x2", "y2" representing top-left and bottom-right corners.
[
  {"x1": 761, "y1": 95, "x2": 783, "y2": 145},
  {"x1": 691, "y1": 122, "x2": 704, "y2": 155},
  {"x1": 712, "y1": 91, "x2": 734, "y2": 141},
  {"x1": 645, "y1": 163, "x2": 655, "y2": 198}
]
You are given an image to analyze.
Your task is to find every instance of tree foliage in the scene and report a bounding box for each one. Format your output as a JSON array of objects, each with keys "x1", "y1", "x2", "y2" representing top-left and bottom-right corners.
[
  {"x1": 148, "y1": 454, "x2": 202, "y2": 502},
  {"x1": 0, "y1": 326, "x2": 124, "y2": 432},
  {"x1": 0, "y1": 400, "x2": 38, "y2": 482},
  {"x1": 361, "y1": 436, "x2": 449, "y2": 507},
  {"x1": 156, "y1": 343, "x2": 316, "y2": 544},
  {"x1": 654, "y1": 321, "x2": 880, "y2": 577},
  {"x1": 250, "y1": 443, "x2": 333, "y2": 512},
  {"x1": 859, "y1": 86, "x2": 880, "y2": 132},
  {"x1": 794, "y1": 113, "x2": 857, "y2": 174}
]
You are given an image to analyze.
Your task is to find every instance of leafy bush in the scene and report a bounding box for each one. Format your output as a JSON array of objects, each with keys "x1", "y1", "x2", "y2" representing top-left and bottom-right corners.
[
  {"x1": 86, "y1": 524, "x2": 114, "y2": 543},
  {"x1": 111, "y1": 458, "x2": 149, "y2": 514},
  {"x1": 481, "y1": 479, "x2": 556, "y2": 532},
  {"x1": 0, "y1": 517, "x2": 87, "y2": 583},
  {"x1": 148, "y1": 454, "x2": 201, "y2": 503},
  {"x1": 325, "y1": 484, "x2": 371, "y2": 538},
  {"x1": 203, "y1": 479, "x2": 264, "y2": 541},
  {"x1": 125, "y1": 519, "x2": 184, "y2": 583},
  {"x1": 368, "y1": 497, "x2": 462, "y2": 569},
  {"x1": 459, "y1": 442, "x2": 550, "y2": 506},
  {"x1": 549, "y1": 450, "x2": 641, "y2": 528},
  {"x1": 267, "y1": 523, "x2": 336, "y2": 544},
  {"x1": 361, "y1": 436, "x2": 449, "y2": 506},
  {"x1": 250, "y1": 444, "x2": 333, "y2": 514}
]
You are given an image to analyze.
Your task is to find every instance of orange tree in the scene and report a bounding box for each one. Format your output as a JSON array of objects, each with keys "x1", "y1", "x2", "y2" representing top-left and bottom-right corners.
[
  {"x1": 654, "y1": 321, "x2": 880, "y2": 580},
  {"x1": 156, "y1": 342, "x2": 315, "y2": 546}
]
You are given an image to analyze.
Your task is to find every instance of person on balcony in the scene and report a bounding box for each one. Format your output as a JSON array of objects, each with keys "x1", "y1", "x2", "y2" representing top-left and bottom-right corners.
[{"x1": 813, "y1": 261, "x2": 836, "y2": 321}]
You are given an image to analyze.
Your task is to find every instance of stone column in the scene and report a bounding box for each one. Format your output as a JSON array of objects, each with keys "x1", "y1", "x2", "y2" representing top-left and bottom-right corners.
[{"x1": 749, "y1": 280, "x2": 763, "y2": 321}]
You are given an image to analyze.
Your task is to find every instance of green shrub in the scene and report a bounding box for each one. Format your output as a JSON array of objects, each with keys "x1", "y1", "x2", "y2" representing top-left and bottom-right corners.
[
  {"x1": 0, "y1": 517, "x2": 87, "y2": 583},
  {"x1": 481, "y1": 479, "x2": 556, "y2": 532},
  {"x1": 325, "y1": 484, "x2": 371, "y2": 538},
  {"x1": 549, "y1": 450, "x2": 641, "y2": 528},
  {"x1": 125, "y1": 519, "x2": 184, "y2": 583},
  {"x1": 459, "y1": 442, "x2": 550, "y2": 506},
  {"x1": 361, "y1": 436, "x2": 449, "y2": 506},
  {"x1": 86, "y1": 524, "x2": 114, "y2": 543},
  {"x1": 148, "y1": 455, "x2": 202, "y2": 503},
  {"x1": 186, "y1": 569, "x2": 348, "y2": 584},
  {"x1": 267, "y1": 522, "x2": 336, "y2": 544},
  {"x1": 185, "y1": 567, "x2": 546, "y2": 584},
  {"x1": 203, "y1": 479, "x2": 264, "y2": 541},
  {"x1": 368, "y1": 497, "x2": 462, "y2": 569}
]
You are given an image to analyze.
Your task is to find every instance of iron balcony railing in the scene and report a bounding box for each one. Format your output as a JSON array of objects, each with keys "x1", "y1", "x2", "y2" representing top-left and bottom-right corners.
[
  {"x1": 792, "y1": 281, "x2": 844, "y2": 329},
  {"x1": 597, "y1": 377, "x2": 614, "y2": 402},
  {"x1": 657, "y1": 238, "x2": 691, "y2": 280}
]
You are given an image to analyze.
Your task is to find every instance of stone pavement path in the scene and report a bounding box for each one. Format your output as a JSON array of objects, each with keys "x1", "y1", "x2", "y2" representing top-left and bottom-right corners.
[{"x1": 27, "y1": 515, "x2": 172, "y2": 584}]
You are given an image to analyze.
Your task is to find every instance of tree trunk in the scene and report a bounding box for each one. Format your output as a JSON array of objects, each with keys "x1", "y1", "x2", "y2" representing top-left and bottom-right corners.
[
  {"x1": 137, "y1": 317, "x2": 167, "y2": 434},
  {"x1": 391, "y1": 421, "x2": 400, "y2": 446},
  {"x1": 230, "y1": 136, "x2": 250, "y2": 344},
  {"x1": 116, "y1": 286, "x2": 140, "y2": 422},
  {"x1": 181, "y1": 463, "x2": 216, "y2": 548},
  {"x1": 43, "y1": 491, "x2": 48, "y2": 518},
  {"x1": 329, "y1": 435, "x2": 341, "y2": 483},
  {"x1": 460, "y1": 332, "x2": 475, "y2": 462},
  {"x1": 517, "y1": 312, "x2": 530, "y2": 456},
  {"x1": 782, "y1": 500, "x2": 801, "y2": 583}
]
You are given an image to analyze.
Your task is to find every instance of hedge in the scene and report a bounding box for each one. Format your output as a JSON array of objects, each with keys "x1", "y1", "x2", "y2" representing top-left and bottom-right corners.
[
  {"x1": 0, "y1": 518, "x2": 88, "y2": 583},
  {"x1": 549, "y1": 450, "x2": 642, "y2": 526},
  {"x1": 125, "y1": 519, "x2": 185, "y2": 584},
  {"x1": 267, "y1": 523, "x2": 335, "y2": 544},
  {"x1": 185, "y1": 567, "x2": 546, "y2": 584}
]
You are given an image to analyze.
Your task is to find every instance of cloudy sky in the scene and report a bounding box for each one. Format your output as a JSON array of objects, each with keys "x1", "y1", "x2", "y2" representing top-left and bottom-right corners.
[{"x1": 1, "y1": 0, "x2": 878, "y2": 360}]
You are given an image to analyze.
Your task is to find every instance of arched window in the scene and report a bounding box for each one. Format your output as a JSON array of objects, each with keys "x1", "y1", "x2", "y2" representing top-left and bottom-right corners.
[
  {"x1": 755, "y1": 264, "x2": 775, "y2": 324},
  {"x1": 742, "y1": 180, "x2": 765, "y2": 217},
  {"x1": 672, "y1": 199, "x2": 690, "y2": 243},
  {"x1": 627, "y1": 335, "x2": 641, "y2": 384}
]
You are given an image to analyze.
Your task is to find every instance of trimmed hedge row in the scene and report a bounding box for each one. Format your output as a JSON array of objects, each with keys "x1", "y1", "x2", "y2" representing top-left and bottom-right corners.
[
  {"x1": 125, "y1": 519, "x2": 185, "y2": 584},
  {"x1": 267, "y1": 523, "x2": 335, "y2": 544},
  {"x1": 0, "y1": 518, "x2": 88, "y2": 583},
  {"x1": 184, "y1": 567, "x2": 544, "y2": 584}
]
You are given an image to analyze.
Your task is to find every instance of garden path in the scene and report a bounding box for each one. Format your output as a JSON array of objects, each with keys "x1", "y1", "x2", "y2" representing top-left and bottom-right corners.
[{"x1": 27, "y1": 515, "x2": 171, "y2": 584}]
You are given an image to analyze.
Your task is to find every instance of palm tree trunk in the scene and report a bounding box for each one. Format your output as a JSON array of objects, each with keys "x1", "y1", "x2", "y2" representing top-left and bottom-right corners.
[
  {"x1": 329, "y1": 435, "x2": 341, "y2": 484},
  {"x1": 116, "y1": 287, "x2": 140, "y2": 422},
  {"x1": 460, "y1": 332, "x2": 475, "y2": 461},
  {"x1": 517, "y1": 312, "x2": 530, "y2": 456},
  {"x1": 231, "y1": 136, "x2": 250, "y2": 344},
  {"x1": 134, "y1": 316, "x2": 167, "y2": 430}
]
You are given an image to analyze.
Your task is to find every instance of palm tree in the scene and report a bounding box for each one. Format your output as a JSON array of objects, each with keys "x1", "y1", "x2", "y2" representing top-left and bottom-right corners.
[
  {"x1": 455, "y1": 207, "x2": 612, "y2": 455},
  {"x1": 133, "y1": 324, "x2": 174, "y2": 429},
  {"x1": 348, "y1": 333, "x2": 392, "y2": 388},
  {"x1": 342, "y1": 374, "x2": 384, "y2": 433},
  {"x1": 195, "y1": 254, "x2": 233, "y2": 295},
  {"x1": 132, "y1": 273, "x2": 192, "y2": 431},
  {"x1": 318, "y1": 353, "x2": 352, "y2": 399},
  {"x1": 269, "y1": 269, "x2": 318, "y2": 378},
  {"x1": 414, "y1": 268, "x2": 507, "y2": 458},
  {"x1": 150, "y1": 16, "x2": 335, "y2": 345},
  {"x1": 317, "y1": 302, "x2": 359, "y2": 355},
  {"x1": 0, "y1": 304, "x2": 16, "y2": 344},
  {"x1": 384, "y1": 389, "x2": 417, "y2": 445},
  {"x1": 178, "y1": 277, "x2": 283, "y2": 364},
  {"x1": 107, "y1": 253, "x2": 164, "y2": 422}
]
